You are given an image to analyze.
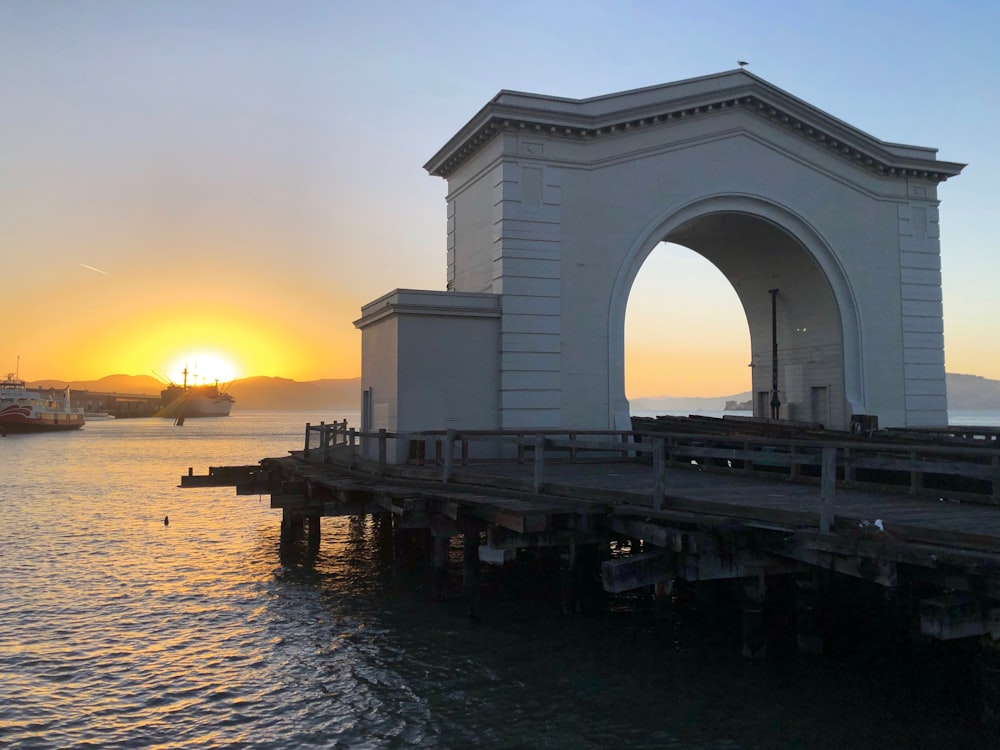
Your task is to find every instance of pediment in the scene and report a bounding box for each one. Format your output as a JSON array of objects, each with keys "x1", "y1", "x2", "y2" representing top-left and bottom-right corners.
[{"x1": 424, "y1": 70, "x2": 964, "y2": 182}]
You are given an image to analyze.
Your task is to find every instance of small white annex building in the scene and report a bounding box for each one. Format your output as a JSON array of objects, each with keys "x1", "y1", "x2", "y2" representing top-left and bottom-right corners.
[{"x1": 355, "y1": 70, "x2": 963, "y2": 457}]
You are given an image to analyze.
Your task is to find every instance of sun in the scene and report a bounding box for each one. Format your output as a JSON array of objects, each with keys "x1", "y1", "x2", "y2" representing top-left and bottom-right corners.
[{"x1": 166, "y1": 352, "x2": 240, "y2": 386}]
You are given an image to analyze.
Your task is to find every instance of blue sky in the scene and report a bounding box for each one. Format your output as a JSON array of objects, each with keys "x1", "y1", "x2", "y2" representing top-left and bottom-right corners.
[{"x1": 1, "y1": 1, "x2": 996, "y2": 395}]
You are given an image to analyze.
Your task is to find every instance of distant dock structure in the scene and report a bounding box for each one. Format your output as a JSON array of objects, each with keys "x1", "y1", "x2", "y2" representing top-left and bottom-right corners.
[{"x1": 70, "y1": 390, "x2": 161, "y2": 418}]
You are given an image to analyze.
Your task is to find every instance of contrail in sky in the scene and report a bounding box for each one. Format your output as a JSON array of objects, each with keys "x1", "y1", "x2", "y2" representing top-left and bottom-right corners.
[{"x1": 80, "y1": 264, "x2": 111, "y2": 275}]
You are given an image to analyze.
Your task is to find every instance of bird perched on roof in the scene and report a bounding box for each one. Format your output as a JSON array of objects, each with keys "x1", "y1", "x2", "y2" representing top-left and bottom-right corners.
[{"x1": 738, "y1": 60, "x2": 749, "y2": 68}]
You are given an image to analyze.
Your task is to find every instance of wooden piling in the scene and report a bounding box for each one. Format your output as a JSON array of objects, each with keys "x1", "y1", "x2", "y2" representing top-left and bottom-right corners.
[{"x1": 280, "y1": 509, "x2": 301, "y2": 544}]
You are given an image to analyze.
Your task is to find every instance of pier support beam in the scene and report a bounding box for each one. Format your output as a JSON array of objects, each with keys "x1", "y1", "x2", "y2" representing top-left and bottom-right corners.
[
  {"x1": 280, "y1": 509, "x2": 303, "y2": 545},
  {"x1": 392, "y1": 526, "x2": 424, "y2": 569},
  {"x1": 742, "y1": 574, "x2": 768, "y2": 659}
]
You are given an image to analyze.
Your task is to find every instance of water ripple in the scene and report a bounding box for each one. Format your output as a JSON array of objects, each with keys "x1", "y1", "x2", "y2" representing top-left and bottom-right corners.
[{"x1": 1, "y1": 414, "x2": 992, "y2": 748}]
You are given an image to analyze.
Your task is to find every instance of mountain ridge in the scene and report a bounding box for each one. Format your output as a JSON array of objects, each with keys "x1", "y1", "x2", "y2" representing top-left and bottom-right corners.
[
  {"x1": 26, "y1": 374, "x2": 363, "y2": 411},
  {"x1": 23, "y1": 372, "x2": 1000, "y2": 412}
]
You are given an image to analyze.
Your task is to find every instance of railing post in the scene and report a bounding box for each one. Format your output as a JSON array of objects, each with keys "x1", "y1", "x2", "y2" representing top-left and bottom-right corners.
[
  {"x1": 378, "y1": 428, "x2": 387, "y2": 476},
  {"x1": 304, "y1": 422, "x2": 311, "y2": 456},
  {"x1": 443, "y1": 429, "x2": 456, "y2": 483},
  {"x1": 820, "y1": 446, "x2": 836, "y2": 534},
  {"x1": 321, "y1": 422, "x2": 329, "y2": 463},
  {"x1": 653, "y1": 437, "x2": 665, "y2": 511},
  {"x1": 569, "y1": 432, "x2": 577, "y2": 463},
  {"x1": 534, "y1": 433, "x2": 545, "y2": 493},
  {"x1": 842, "y1": 447, "x2": 855, "y2": 484},
  {"x1": 348, "y1": 428, "x2": 356, "y2": 470}
]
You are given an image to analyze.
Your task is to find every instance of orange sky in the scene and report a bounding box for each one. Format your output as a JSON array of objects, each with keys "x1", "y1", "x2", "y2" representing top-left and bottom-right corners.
[{"x1": 3, "y1": 3, "x2": 997, "y2": 398}]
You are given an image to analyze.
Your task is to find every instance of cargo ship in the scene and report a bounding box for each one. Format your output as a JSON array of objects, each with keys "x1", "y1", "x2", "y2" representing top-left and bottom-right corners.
[
  {"x1": 157, "y1": 368, "x2": 234, "y2": 419},
  {"x1": 0, "y1": 373, "x2": 86, "y2": 433}
]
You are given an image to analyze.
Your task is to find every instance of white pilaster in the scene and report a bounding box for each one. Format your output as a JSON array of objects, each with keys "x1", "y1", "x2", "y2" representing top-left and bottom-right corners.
[
  {"x1": 493, "y1": 159, "x2": 562, "y2": 428},
  {"x1": 898, "y1": 198, "x2": 948, "y2": 425}
]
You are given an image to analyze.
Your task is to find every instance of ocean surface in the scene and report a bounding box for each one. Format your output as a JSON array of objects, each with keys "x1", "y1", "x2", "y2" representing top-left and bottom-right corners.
[{"x1": 2, "y1": 410, "x2": 998, "y2": 749}]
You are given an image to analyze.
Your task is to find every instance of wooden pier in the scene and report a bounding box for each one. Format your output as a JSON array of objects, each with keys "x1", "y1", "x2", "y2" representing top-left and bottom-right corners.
[{"x1": 183, "y1": 419, "x2": 1000, "y2": 726}]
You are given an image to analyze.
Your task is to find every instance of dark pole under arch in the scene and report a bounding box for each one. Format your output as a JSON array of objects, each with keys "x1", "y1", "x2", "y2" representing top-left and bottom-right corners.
[{"x1": 769, "y1": 288, "x2": 780, "y2": 419}]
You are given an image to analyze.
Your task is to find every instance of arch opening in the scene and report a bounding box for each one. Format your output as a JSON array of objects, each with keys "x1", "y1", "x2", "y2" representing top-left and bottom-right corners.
[
  {"x1": 625, "y1": 242, "x2": 751, "y2": 413},
  {"x1": 614, "y1": 206, "x2": 851, "y2": 430}
]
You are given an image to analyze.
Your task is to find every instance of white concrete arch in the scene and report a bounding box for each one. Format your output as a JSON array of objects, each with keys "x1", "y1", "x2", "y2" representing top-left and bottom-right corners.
[
  {"x1": 357, "y1": 70, "x2": 963, "y2": 455},
  {"x1": 608, "y1": 193, "x2": 863, "y2": 430}
]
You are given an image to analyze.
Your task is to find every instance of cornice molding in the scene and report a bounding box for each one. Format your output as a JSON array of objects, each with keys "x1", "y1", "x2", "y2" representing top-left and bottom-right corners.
[
  {"x1": 424, "y1": 70, "x2": 965, "y2": 183},
  {"x1": 354, "y1": 289, "x2": 501, "y2": 329}
]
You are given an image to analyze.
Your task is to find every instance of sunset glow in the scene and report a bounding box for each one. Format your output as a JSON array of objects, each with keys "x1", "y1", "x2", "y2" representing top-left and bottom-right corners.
[
  {"x1": 164, "y1": 353, "x2": 239, "y2": 387},
  {"x1": 626, "y1": 244, "x2": 752, "y2": 397},
  {"x1": 3, "y1": 3, "x2": 997, "y2": 397}
]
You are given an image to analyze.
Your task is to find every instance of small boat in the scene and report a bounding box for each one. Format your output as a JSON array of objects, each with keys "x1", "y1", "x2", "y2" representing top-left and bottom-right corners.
[
  {"x1": 83, "y1": 412, "x2": 116, "y2": 420},
  {"x1": 157, "y1": 367, "x2": 235, "y2": 419},
  {"x1": 0, "y1": 373, "x2": 86, "y2": 433}
]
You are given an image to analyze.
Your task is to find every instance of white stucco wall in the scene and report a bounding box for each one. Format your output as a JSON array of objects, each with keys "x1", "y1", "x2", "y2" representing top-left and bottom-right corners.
[{"x1": 355, "y1": 289, "x2": 500, "y2": 461}]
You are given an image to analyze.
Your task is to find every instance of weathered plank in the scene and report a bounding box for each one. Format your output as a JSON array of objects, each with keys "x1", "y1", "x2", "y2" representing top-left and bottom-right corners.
[{"x1": 602, "y1": 551, "x2": 675, "y2": 593}]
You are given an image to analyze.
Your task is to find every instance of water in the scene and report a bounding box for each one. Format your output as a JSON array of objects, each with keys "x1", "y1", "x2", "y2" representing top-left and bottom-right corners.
[{"x1": 1, "y1": 411, "x2": 996, "y2": 748}]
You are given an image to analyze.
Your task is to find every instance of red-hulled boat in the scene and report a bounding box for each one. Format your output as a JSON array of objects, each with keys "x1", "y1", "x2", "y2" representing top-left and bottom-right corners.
[{"x1": 0, "y1": 373, "x2": 86, "y2": 433}]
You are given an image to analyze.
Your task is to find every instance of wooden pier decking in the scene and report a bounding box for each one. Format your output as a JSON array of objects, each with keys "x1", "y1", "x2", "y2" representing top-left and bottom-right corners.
[{"x1": 182, "y1": 420, "x2": 1000, "y2": 723}]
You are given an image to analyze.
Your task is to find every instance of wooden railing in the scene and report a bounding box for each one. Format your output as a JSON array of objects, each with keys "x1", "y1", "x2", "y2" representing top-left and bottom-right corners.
[
  {"x1": 302, "y1": 420, "x2": 350, "y2": 463},
  {"x1": 302, "y1": 424, "x2": 1000, "y2": 514}
]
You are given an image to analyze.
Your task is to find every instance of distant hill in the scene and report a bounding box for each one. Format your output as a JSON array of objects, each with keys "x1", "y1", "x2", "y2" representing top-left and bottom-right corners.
[
  {"x1": 226, "y1": 377, "x2": 360, "y2": 411},
  {"x1": 31, "y1": 374, "x2": 164, "y2": 396},
  {"x1": 946, "y1": 373, "x2": 1000, "y2": 410},
  {"x1": 24, "y1": 372, "x2": 1000, "y2": 413},
  {"x1": 27, "y1": 374, "x2": 362, "y2": 412}
]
